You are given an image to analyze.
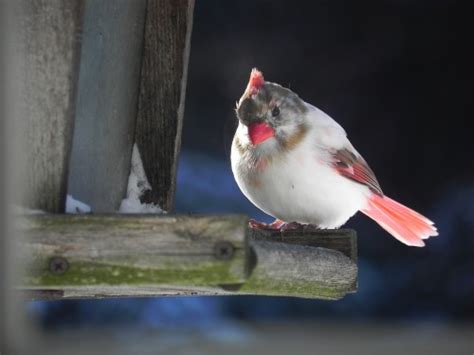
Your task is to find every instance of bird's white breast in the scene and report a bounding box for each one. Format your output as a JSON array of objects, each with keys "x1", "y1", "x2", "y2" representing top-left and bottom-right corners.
[{"x1": 231, "y1": 124, "x2": 370, "y2": 228}]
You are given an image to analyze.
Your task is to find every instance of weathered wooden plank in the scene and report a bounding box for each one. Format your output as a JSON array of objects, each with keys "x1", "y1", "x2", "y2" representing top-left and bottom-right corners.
[
  {"x1": 134, "y1": 0, "x2": 195, "y2": 212},
  {"x1": 17, "y1": 215, "x2": 357, "y2": 300},
  {"x1": 22, "y1": 287, "x2": 229, "y2": 301},
  {"x1": 18, "y1": 0, "x2": 84, "y2": 213},
  {"x1": 20, "y1": 237, "x2": 357, "y2": 301},
  {"x1": 247, "y1": 227, "x2": 357, "y2": 297},
  {"x1": 240, "y1": 240, "x2": 357, "y2": 300},
  {"x1": 249, "y1": 227, "x2": 357, "y2": 262},
  {"x1": 18, "y1": 215, "x2": 248, "y2": 289},
  {"x1": 67, "y1": 0, "x2": 147, "y2": 212}
]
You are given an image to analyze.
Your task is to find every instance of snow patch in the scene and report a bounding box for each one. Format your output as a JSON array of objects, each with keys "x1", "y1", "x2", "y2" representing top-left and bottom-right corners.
[
  {"x1": 119, "y1": 144, "x2": 164, "y2": 214},
  {"x1": 66, "y1": 195, "x2": 92, "y2": 214}
]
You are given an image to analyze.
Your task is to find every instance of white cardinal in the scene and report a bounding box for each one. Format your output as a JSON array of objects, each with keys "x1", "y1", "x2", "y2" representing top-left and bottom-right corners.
[{"x1": 231, "y1": 69, "x2": 438, "y2": 247}]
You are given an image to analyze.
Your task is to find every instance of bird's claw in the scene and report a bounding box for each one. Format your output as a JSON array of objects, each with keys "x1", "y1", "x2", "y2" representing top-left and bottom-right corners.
[
  {"x1": 249, "y1": 218, "x2": 285, "y2": 230},
  {"x1": 249, "y1": 219, "x2": 310, "y2": 232}
]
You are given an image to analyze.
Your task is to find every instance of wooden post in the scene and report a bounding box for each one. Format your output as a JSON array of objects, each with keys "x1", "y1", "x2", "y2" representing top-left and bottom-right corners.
[
  {"x1": 17, "y1": 215, "x2": 357, "y2": 300},
  {"x1": 134, "y1": 0, "x2": 195, "y2": 212},
  {"x1": 67, "y1": 0, "x2": 147, "y2": 212},
  {"x1": 18, "y1": 0, "x2": 84, "y2": 213}
]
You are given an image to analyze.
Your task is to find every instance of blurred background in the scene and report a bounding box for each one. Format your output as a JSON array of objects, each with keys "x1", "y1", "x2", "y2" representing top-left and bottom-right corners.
[{"x1": 20, "y1": 0, "x2": 474, "y2": 353}]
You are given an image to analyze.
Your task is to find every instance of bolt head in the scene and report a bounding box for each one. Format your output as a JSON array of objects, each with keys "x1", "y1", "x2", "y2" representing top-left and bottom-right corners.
[
  {"x1": 214, "y1": 241, "x2": 235, "y2": 260},
  {"x1": 49, "y1": 256, "x2": 69, "y2": 275}
]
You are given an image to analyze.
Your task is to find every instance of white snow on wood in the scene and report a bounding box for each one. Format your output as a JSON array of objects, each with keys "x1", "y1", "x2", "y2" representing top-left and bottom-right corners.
[
  {"x1": 66, "y1": 194, "x2": 92, "y2": 214},
  {"x1": 119, "y1": 144, "x2": 164, "y2": 214}
]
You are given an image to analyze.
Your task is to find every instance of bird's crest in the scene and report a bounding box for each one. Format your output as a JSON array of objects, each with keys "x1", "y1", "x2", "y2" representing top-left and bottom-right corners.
[{"x1": 246, "y1": 68, "x2": 265, "y2": 96}]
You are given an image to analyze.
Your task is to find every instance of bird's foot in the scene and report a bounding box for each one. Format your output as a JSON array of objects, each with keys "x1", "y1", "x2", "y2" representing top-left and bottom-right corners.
[
  {"x1": 249, "y1": 218, "x2": 285, "y2": 230},
  {"x1": 279, "y1": 222, "x2": 305, "y2": 232},
  {"x1": 249, "y1": 219, "x2": 318, "y2": 232}
]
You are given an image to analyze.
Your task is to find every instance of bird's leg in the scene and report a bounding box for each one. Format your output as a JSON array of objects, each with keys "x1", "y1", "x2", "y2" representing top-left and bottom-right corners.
[
  {"x1": 269, "y1": 219, "x2": 286, "y2": 229},
  {"x1": 249, "y1": 218, "x2": 285, "y2": 230}
]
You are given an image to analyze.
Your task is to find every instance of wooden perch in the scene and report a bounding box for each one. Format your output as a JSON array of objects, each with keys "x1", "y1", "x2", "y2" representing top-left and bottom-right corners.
[
  {"x1": 17, "y1": 215, "x2": 357, "y2": 300},
  {"x1": 244, "y1": 228, "x2": 357, "y2": 299}
]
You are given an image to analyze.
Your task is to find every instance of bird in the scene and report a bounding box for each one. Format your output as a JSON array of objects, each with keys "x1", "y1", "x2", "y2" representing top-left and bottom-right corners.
[{"x1": 231, "y1": 69, "x2": 438, "y2": 247}]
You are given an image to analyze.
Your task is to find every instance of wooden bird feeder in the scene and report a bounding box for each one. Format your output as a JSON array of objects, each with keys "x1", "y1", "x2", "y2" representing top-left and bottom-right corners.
[{"x1": 16, "y1": 0, "x2": 357, "y2": 301}]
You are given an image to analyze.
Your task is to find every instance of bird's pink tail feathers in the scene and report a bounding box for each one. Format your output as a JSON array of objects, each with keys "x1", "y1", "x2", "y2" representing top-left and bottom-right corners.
[{"x1": 361, "y1": 194, "x2": 438, "y2": 247}]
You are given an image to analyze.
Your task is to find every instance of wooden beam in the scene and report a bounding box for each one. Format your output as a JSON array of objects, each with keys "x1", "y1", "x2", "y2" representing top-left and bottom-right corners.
[
  {"x1": 18, "y1": 0, "x2": 84, "y2": 213},
  {"x1": 134, "y1": 0, "x2": 195, "y2": 212},
  {"x1": 17, "y1": 215, "x2": 357, "y2": 300},
  {"x1": 67, "y1": 0, "x2": 147, "y2": 212},
  {"x1": 243, "y1": 228, "x2": 357, "y2": 298},
  {"x1": 248, "y1": 227, "x2": 357, "y2": 262},
  {"x1": 19, "y1": 215, "x2": 248, "y2": 293}
]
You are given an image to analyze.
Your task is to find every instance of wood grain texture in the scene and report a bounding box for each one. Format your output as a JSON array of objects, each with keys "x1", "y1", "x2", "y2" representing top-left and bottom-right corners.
[
  {"x1": 249, "y1": 227, "x2": 357, "y2": 262},
  {"x1": 18, "y1": 214, "x2": 248, "y2": 291},
  {"x1": 241, "y1": 240, "x2": 357, "y2": 299},
  {"x1": 18, "y1": 0, "x2": 84, "y2": 212},
  {"x1": 17, "y1": 215, "x2": 357, "y2": 300},
  {"x1": 67, "y1": 0, "x2": 147, "y2": 212},
  {"x1": 248, "y1": 227, "x2": 357, "y2": 295},
  {"x1": 134, "y1": 0, "x2": 195, "y2": 212}
]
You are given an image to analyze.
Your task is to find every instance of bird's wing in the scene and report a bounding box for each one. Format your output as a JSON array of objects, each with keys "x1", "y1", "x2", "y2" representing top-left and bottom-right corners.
[
  {"x1": 305, "y1": 104, "x2": 383, "y2": 195},
  {"x1": 331, "y1": 148, "x2": 383, "y2": 196}
]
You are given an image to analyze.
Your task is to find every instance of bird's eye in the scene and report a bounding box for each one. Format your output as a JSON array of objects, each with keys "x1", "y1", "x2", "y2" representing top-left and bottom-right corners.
[{"x1": 272, "y1": 106, "x2": 280, "y2": 117}]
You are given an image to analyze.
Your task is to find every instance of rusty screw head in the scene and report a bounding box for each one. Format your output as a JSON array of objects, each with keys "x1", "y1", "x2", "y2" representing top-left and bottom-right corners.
[
  {"x1": 214, "y1": 241, "x2": 235, "y2": 260},
  {"x1": 49, "y1": 256, "x2": 69, "y2": 275}
]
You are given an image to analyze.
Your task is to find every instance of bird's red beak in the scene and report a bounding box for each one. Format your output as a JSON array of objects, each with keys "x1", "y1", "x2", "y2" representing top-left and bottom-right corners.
[{"x1": 248, "y1": 122, "x2": 275, "y2": 145}]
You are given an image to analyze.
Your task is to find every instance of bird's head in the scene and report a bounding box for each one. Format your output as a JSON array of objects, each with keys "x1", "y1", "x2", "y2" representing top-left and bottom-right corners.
[{"x1": 235, "y1": 69, "x2": 308, "y2": 148}]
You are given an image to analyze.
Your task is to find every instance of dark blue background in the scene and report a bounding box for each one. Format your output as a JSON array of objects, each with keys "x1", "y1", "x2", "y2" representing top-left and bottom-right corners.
[{"x1": 31, "y1": 0, "x2": 473, "y2": 329}]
